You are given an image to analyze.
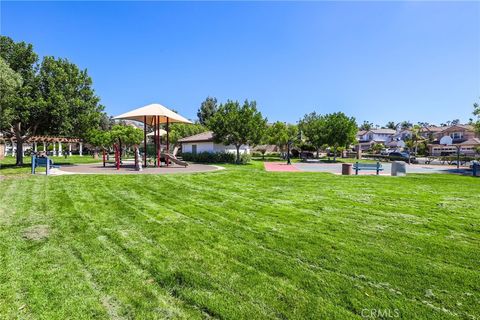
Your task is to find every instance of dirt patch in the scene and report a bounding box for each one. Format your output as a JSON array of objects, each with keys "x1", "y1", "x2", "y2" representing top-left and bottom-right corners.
[{"x1": 22, "y1": 225, "x2": 50, "y2": 241}]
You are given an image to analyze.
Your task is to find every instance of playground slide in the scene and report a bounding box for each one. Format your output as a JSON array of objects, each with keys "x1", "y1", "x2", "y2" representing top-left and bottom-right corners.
[{"x1": 162, "y1": 153, "x2": 188, "y2": 167}]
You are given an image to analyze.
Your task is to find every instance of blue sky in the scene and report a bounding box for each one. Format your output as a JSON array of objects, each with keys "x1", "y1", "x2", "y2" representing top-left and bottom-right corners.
[{"x1": 2, "y1": 1, "x2": 479, "y2": 126}]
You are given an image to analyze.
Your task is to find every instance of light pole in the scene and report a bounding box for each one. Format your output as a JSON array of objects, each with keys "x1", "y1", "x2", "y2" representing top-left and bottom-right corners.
[
  {"x1": 286, "y1": 140, "x2": 292, "y2": 165},
  {"x1": 286, "y1": 129, "x2": 302, "y2": 165}
]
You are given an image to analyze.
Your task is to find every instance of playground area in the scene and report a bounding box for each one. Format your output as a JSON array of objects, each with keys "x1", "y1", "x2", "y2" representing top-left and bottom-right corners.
[
  {"x1": 264, "y1": 161, "x2": 474, "y2": 175},
  {"x1": 47, "y1": 162, "x2": 221, "y2": 175}
]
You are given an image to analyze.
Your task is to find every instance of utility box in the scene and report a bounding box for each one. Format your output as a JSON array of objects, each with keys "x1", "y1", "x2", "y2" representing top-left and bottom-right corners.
[
  {"x1": 342, "y1": 163, "x2": 352, "y2": 175},
  {"x1": 391, "y1": 161, "x2": 406, "y2": 176}
]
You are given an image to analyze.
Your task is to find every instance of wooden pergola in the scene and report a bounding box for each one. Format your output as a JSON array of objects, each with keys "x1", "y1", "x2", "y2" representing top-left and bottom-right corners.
[{"x1": 10, "y1": 135, "x2": 84, "y2": 156}]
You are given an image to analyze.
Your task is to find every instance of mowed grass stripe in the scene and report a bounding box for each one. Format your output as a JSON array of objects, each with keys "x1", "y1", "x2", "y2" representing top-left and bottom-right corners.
[
  {"x1": 72, "y1": 176, "x2": 356, "y2": 318},
  {"x1": 72, "y1": 172, "x2": 476, "y2": 318},
  {"x1": 55, "y1": 175, "x2": 207, "y2": 319},
  {"x1": 1, "y1": 167, "x2": 479, "y2": 319},
  {"x1": 59, "y1": 174, "x2": 454, "y2": 316}
]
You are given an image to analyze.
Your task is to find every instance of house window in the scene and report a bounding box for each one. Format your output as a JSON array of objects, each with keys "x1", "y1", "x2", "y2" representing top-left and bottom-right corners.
[
  {"x1": 192, "y1": 144, "x2": 197, "y2": 154},
  {"x1": 450, "y1": 132, "x2": 463, "y2": 140}
]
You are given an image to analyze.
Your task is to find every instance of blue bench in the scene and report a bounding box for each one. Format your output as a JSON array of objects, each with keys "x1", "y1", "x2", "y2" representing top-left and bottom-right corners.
[
  {"x1": 353, "y1": 162, "x2": 383, "y2": 175},
  {"x1": 31, "y1": 155, "x2": 59, "y2": 175}
]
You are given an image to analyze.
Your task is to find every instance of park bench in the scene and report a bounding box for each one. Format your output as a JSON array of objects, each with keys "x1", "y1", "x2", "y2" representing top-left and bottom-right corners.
[
  {"x1": 353, "y1": 162, "x2": 383, "y2": 175},
  {"x1": 31, "y1": 155, "x2": 59, "y2": 175}
]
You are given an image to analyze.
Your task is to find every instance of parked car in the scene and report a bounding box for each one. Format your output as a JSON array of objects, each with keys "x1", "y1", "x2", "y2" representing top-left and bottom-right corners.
[
  {"x1": 300, "y1": 151, "x2": 314, "y2": 159},
  {"x1": 389, "y1": 152, "x2": 417, "y2": 164}
]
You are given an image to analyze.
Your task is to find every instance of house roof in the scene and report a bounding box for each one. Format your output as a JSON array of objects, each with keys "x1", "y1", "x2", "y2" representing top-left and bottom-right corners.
[
  {"x1": 368, "y1": 129, "x2": 396, "y2": 134},
  {"x1": 420, "y1": 124, "x2": 474, "y2": 134},
  {"x1": 420, "y1": 126, "x2": 443, "y2": 133},
  {"x1": 178, "y1": 131, "x2": 214, "y2": 143},
  {"x1": 252, "y1": 145, "x2": 280, "y2": 153},
  {"x1": 357, "y1": 130, "x2": 367, "y2": 136},
  {"x1": 441, "y1": 124, "x2": 475, "y2": 132},
  {"x1": 459, "y1": 137, "x2": 480, "y2": 145}
]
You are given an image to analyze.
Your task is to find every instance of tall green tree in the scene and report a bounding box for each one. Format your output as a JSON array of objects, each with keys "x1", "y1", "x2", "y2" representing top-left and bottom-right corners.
[
  {"x1": 323, "y1": 112, "x2": 357, "y2": 161},
  {"x1": 385, "y1": 121, "x2": 397, "y2": 130},
  {"x1": 0, "y1": 36, "x2": 104, "y2": 165},
  {"x1": 208, "y1": 100, "x2": 267, "y2": 163},
  {"x1": 110, "y1": 124, "x2": 144, "y2": 159},
  {"x1": 473, "y1": 100, "x2": 480, "y2": 134},
  {"x1": 197, "y1": 96, "x2": 218, "y2": 126},
  {"x1": 38, "y1": 56, "x2": 104, "y2": 137},
  {"x1": 85, "y1": 129, "x2": 112, "y2": 159},
  {"x1": 298, "y1": 112, "x2": 327, "y2": 158},
  {"x1": 400, "y1": 121, "x2": 412, "y2": 130},
  {"x1": 410, "y1": 124, "x2": 422, "y2": 154},
  {"x1": 0, "y1": 57, "x2": 23, "y2": 130},
  {"x1": 359, "y1": 120, "x2": 374, "y2": 131},
  {"x1": 169, "y1": 123, "x2": 208, "y2": 147},
  {"x1": 266, "y1": 121, "x2": 298, "y2": 152},
  {"x1": 0, "y1": 36, "x2": 41, "y2": 165}
]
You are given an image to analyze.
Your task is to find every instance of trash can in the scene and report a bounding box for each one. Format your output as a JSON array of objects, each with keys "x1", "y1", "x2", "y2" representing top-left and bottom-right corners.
[
  {"x1": 342, "y1": 163, "x2": 352, "y2": 175},
  {"x1": 391, "y1": 161, "x2": 406, "y2": 176},
  {"x1": 473, "y1": 163, "x2": 479, "y2": 177}
]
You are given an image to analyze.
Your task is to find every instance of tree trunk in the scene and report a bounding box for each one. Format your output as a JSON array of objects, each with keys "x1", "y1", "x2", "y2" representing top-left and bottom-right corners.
[
  {"x1": 333, "y1": 146, "x2": 337, "y2": 162},
  {"x1": 16, "y1": 139, "x2": 24, "y2": 166},
  {"x1": 316, "y1": 148, "x2": 320, "y2": 159},
  {"x1": 236, "y1": 145, "x2": 241, "y2": 164}
]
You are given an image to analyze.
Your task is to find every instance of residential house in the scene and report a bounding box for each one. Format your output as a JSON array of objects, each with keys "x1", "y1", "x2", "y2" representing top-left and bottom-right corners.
[
  {"x1": 179, "y1": 131, "x2": 250, "y2": 155},
  {"x1": 419, "y1": 126, "x2": 444, "y2": 141},
  {"x1": 427, "y1": 125, "x2": 480, "y2": 156},
  {"x1": 357, "y1": 128, "x2": 396, "y2": 151}
]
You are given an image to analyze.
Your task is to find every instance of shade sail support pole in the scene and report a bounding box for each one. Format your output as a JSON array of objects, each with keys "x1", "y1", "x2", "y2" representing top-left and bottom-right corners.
[
  {"x1": 157, "y1": 115, "x2": 160, "y2": 167},
  {"x1": 166, "y1": 117, "x2": 170, "y2": 166},
  {"x1": 143, "y1": 116, "x2": 147, "y2": 167},
  {"x1": 154, "y1": 116, "x2": 157, "y2": 167}
]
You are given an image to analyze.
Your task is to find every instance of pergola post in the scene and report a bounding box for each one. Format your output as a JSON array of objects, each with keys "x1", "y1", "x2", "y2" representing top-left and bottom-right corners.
[
  {"x1": 58, "y1": 141, "x2": 63, "y2": 156},
  {"x1": 53, "y1": 141, "x2": 57, "y2": 156},
  {"x1": 34, "y1": 142, "x2": 37, "y2": 152},
  {"x1": 69, "y1": 143, "x2": 72, "y2": 156},
  {"x1": 79, "y1": 142, "x2": 83, "y2": 156},
  {"x1": 43, "y1": 142, "x2": 46, "y2": 152}
]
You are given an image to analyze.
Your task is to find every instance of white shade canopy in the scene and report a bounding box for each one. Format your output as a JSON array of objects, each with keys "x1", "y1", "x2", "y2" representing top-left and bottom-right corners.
[
  {"x1": 147, "y1": 129, "x2": 167, "y2": 137},
  {"x1": 113, "y1": 103, "x2": 192, "y2": 126}
]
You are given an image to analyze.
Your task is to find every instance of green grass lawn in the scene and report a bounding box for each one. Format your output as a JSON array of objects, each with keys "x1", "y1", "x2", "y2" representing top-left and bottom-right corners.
[
  {"x1": 0, "y1": 162, "x2": 479, "y2": 319},
  {"x1": 0, "y1": 155, "x2": 103, "y2": 176}
]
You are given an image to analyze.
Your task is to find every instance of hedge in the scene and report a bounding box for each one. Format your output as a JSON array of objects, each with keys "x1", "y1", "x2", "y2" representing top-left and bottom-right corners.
[{"x1": 182, "y1": 152, "x2": 251, "y2": 164}]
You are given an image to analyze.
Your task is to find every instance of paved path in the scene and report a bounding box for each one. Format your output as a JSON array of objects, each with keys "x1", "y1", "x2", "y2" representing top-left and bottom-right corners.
[
  {"x1": 263, "y1": 162, "x2": 299, "y2": 172},
  {"x1": 265, "y1": 162, "x2": 470, "y2": 175},
  {"x1": 53, "y1": 163, "x2": 223, "y2": 175}
]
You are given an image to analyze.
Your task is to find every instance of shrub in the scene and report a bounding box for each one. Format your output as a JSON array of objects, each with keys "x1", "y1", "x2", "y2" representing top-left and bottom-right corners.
[
  {"x1": 181, "y1": 151, "x2": 252, "y2": 164},
  {"x1": 267, "y1": 152, "x2": 281, "y2": 157},
  {"x1": 238, "y1": 153, "x2": 251, "y2": 164},
  {"x1": 182, "y1": 152, "x2": 236, "y2": 163}
]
